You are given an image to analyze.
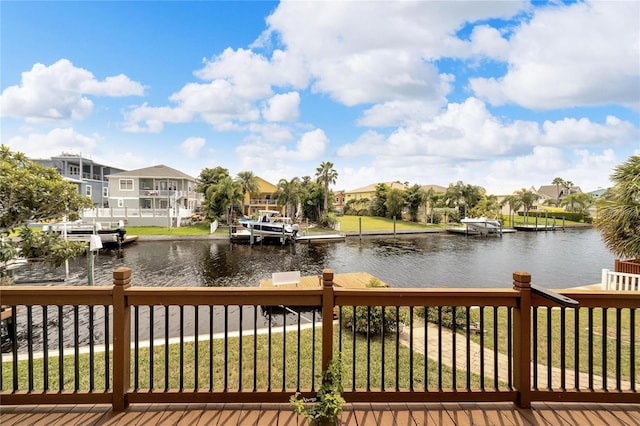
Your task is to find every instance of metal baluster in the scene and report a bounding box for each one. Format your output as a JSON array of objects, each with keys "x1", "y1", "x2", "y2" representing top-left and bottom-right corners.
[
  {"x1": 588, "y1": 307, "x2": 594, "y2": 391},
  {"x1": 438, "y1": 306, "x2": 442, "y2": 392},
  {"x1": 560, "y1": 307, "x2": 566, "y2": 391},
  {"x1": 381, "y1": 306, "x2": 385, "y2": 391},
  {"x1": 224, "y1": 305, "x2": 228, "y2": 392},
  {"x1": 532, "y1": 307, "x2": 538, "y2": 390},
  {"x1": 282, "y1": 308, "x2": 286, "y2": 391},
  {"x1": 58, "y1": 305, "x2": 64, "y2": 392},
  {"x1": 424, "y1": 306, "x2": 428, "y2": 392},
  {"x1": 352, "y1": 306, "x2": 356, "y2": 392},
  {"x1": 149, "y1": 306, "x2": 154, "y2": 392},
  {"x1": 630, "y1": 308, "x2": 636, "y2": 392},
  {"x1": 465, "y1": 306, "x2": 471, "y2": 391},
  {"x1": 493, "y1": 307, "x2": 498, "y2": 391},
  {"x1": 574, "y1": 308, "x2": 579, "y2": 390},
  {"x1": 395, "y1": 306, "x2": 400, "y2": 392},
  {"x1": 89, "y1": 306, "x2": 94, "y2": 392},
  {"x1": 134, "y1": 306, "x2": 139, "y2": 391},
  {"x1": 366, "y1": 306, "x2": 371, "y2": 391},
  {"x1": 164, "y1": 305, "x2": 169, "y2": 392},
  {"x1": 296, "y1": 310, "x2": 301, "y2": 392},
  {"x1": 10, "y1": 305, "x2": 18, "y2": 392},
  {"x1": 507, "y1": 307, "x2": 513, "y2": 390},
  {"x1": 179, "y1": 305, "x2": 184, "y2": 392},
  {"x1": 267, "y1": 307, "x2": 272, "y2": 392},
  {"x1": 480, "y1": 307, "x2": 485, "y2": 391},
  {"x1": 209, "y1": 305, "x2": 214, "y2": 392},
  {"x1": 104, "y1": 305, "x2": 110, "y2": 391},
  {"x1": 546, "y1": 307, "x2": 552, "y2": 391},
  {"x1": 238, "y1": 305, "x2": 243, "y2": 392},
  {"x1": 27, "y1": 306, "x2": 33, "y2": 392},
  {"x1": 409, "y1": 306, "x2": 414, "y2": 392},
  {"x1": 602, "y1": 308, "x2": 608, "y2": 391},
  {"x1": 253, "y1": 306, "x2": 258, "y2": 392},
  {"x1": 43, "y1": 306, "x2": 49, "y2": 391},
  {"x1": 312, "y1": 308, "x2": 317, "y2": 392},
  {"x1": 194, "y1": 305, "x2": 199, "y2": 392},
  {"x1": 452, "y1": 306, "x2": 457, "y2": 391},
  {"x1": 616, "y1": 308, "x2": 622, "y2": 391},
  {"x1": 74, "y1": 305, "x2": 79, "y2": 392}
]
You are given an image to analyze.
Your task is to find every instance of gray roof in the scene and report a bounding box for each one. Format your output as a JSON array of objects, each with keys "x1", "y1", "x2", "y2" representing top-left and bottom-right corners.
[{"x1": 108, "y1": 164, "x2": 196, "y2": 180}]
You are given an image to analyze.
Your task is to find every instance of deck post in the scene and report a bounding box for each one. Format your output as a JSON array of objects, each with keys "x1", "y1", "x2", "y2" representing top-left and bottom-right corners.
[
  {"x1": 321, "y1": 269, "x2": 335, "y2": 371},
  {"x1": 112, "y1": 267, "x2": 132, "y2": 412},
  {"x1": 513, "y1": 271, "x2": 532, "y2": 408}
]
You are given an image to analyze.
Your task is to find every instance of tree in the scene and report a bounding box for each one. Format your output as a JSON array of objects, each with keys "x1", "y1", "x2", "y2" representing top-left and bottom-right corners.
[
  {"x1": 385, "y1": 188, "x2": 406, "y2": 219},
  {"x1": 299, "y1": 177, "x2": 323, "y2": 221},
  {"x1": 236, "y1": 171, "x2": 259, "y2": 216},
  {"x1": 315, "y1": 161, "x2": 338, "y2": 215},
  {"x1": 596, "y1": 155, "x2": 640, "y2": 259},
  {"x1": 471, "y1": 194, "x2": 501, "y2": 219},
  {"x1": 197, "y1": 167, "x2": 232, "y2": 222},
  {"x1": 560, "y1": 192, "x2": 593, "y2": 214},
  {"x1": 274, "y1": 177, "x2": 301, "y2": 219},
  {"x1": 405, "y1": 184, "x2": 426, "y2": 222},
  {"x1": 515, "y1": 188, "x2": 538, "y2": 218},
  {"x1": 215, "y1": 176, "x2": 243, "y2": 224},
  {"x1": 552, "y1": 177, "x2": 564, "y2": 201},
  {"x1": 369, "y1": 184, "x2": 389, "y2": 218},
  {"x1": 1, "y1": 145, "x2": 92, "y2": 269},
  {"x1": 501, "y1": 195, "x2": 522, "y2": 225}
]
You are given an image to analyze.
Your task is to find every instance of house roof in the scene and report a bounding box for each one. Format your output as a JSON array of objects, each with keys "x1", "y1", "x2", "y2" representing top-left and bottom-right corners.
[
  {"x1": 346, "y1": 182, "x2": 408, "y2": 193},
  {"x1": 537, "y1": 184, "x2": 582, "y2": 199},
  {"x1": 108, "y1": 164, "x2": 195, "y2": 180},
  {"x1": 421, "y1": 184, "x2": 447, "y2": 193}
]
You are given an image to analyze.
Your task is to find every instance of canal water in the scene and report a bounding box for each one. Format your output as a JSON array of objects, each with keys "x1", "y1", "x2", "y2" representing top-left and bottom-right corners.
[
  {"x1": 5, "y1": 227, "x2": 615, "y2": 352},
  {"x1": 13, "y1": 227, "x2": 615, "y2": 290}
]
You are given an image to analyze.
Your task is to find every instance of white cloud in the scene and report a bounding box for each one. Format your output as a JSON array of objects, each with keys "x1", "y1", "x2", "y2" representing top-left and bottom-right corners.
[
  {"x1": 180, "y1": 137, "x2": 206, "y2": 159},
  {"x1": 262, "y1": 92, "x2": 300, "y2": 122},
  {"x1": 471, "y1": 1, "x2": 640, "y2": 109},
  {"x1": 0, "y1": 59, "x2": 143, "y2": 122},
  {"x1": 6, "y1": 127, "x2": 97, "y2": 159},
  {"x1": 122, "y1": 103, "x2": 193, "y2": 133}
]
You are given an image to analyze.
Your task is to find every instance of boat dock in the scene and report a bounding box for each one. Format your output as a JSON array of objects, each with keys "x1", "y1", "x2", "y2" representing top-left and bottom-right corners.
[
  {"x1": 230, "y1": 230, "x2": 345, "y2": 244},
  {"x1": 260, "y1": 272, "x2": 387, "y2": 289},
  {"x1": 513, "y1": 225, "x2": 562, "y2": 232},
  {"x1": 294, "y1": 234, "x2": 346, "y2": 243}
]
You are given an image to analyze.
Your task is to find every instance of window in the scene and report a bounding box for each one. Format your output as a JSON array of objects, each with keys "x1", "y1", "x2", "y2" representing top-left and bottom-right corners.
[
  {"x1": 69, "y1": 165, "x2": 79, "y2": 175},
  {"x1": 119, "y1": 179, "x2": 134, "y2": 191},
  {"x1": 85, "y1": 185, "x2": 92, "y2": 196},
  {"x1": 103, "y1": 187, "x2": 109, "y2": 197},
  {"x1": 117, "y1": 199, "x2": 124, "y2": 207}
]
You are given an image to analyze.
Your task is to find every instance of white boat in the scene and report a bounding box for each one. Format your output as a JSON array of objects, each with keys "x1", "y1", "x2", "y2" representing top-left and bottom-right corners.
[
  {"x1": 460, "y1": 217, "x2": 503, "y2": 234},
  {"x1": 238, "y1": 210, "x2": 299, "y2": 240}
]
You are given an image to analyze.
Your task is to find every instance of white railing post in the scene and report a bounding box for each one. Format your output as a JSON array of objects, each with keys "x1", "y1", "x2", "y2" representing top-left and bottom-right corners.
[{"x1": 602, "y1": 269, "x2": 610, "y2": 290}]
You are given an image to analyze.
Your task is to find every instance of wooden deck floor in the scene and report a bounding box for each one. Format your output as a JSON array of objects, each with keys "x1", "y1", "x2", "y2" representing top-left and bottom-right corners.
[
  {"x1": 260, "y1": 272, "x2": 388, "y2": 289},
  {"x1": 2, "y1": 402, "x2": 639, "y2": 425}
]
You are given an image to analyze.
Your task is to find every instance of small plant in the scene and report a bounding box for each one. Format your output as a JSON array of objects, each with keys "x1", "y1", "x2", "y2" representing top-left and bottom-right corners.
[{"x1": 290, "y1": 355, "x2": 345, "y2": 426}]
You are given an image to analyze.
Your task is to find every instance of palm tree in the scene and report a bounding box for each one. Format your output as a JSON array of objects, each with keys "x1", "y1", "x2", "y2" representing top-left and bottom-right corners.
[
  {"x1": 501, "y1": 195, "x2": 523, "y2": 226},
  {"x1": 563, "y1": 180, "x2": 574, "y2": 198},
  {"x1": 515, "y1": 188, "x2": 538, "y2": 221},
  {"x1": 552, "y1": 177, "x2": 564, "y2": 201},
  {"x1": 315, "y1": 161, "x2": 338, "y2": 215},
  {"x1": 597, "y1": 155, "x2": 640, "y2": 259},
  {"x1": 215, "y1": 176, "x2": 243, "y2": 224},
  {"x1": 236, "y1": 171, "x2": 259, "y2": 216},
  {"x1": 274, "y1": 177, "x2": 301, "y2": 219}
]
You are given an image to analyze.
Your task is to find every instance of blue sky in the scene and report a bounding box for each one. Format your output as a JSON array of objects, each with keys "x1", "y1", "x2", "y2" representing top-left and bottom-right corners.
[{"x1": 1, "y1": 1, "x2": 638, "y2": 194}]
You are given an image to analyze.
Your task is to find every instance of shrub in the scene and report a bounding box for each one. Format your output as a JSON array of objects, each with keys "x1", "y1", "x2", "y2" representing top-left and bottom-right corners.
[{"x1": 417, "y1": 306, "x2": 467, "y2": 331}]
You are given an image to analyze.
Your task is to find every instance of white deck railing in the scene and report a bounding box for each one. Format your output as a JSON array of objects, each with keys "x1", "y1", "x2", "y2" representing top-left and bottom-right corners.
[{"x1": 601, "y1": 269, "x2": 640, "y2": 291}]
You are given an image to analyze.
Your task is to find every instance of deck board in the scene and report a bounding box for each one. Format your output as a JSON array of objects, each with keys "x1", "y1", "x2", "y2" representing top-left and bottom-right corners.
[
  {"x1": 1, "y1": 402, "x2": 637, "y2": 425},
  {"x1": 260, "y1": 272, "x2": 387, "y2": 289}
]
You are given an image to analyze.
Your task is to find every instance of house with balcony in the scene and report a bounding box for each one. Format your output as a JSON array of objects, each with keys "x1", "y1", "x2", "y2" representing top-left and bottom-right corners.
[
  {"x1": 242, "y1": 176, "x2": 283, "y2": 217},
  {"x1": 82, "y1": 164, "x2": 202, "y2": 226},
  {"x1": 32, "y1": 153, "x2": 125, "y2": 207}
]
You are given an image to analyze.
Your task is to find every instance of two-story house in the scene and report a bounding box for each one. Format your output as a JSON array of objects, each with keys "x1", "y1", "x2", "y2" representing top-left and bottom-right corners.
[
  {"x1": 242, "y1": 176, "x2": 282, "y2": 217},
  {"x1": 32, "y1": 153, "x2": 125, "y2": 207},
  {"x1": 104, "y1": 165, "x2": 202, "y2": 226}
]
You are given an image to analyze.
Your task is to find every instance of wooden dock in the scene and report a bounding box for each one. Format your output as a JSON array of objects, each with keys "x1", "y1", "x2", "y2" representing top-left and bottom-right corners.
[
  {"x1": 513, "y1": 225, "x2": 561, "y2": 232},
  {"x1": 295, "y1": 234, "x2": 346, "y2": 243},
  {"x1": 260, "y1": 272, "x2": 387, "y2": 289}
]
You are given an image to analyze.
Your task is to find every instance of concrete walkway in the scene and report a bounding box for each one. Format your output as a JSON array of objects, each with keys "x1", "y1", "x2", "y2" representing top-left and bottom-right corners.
[{"x1": 399, "y1": 322, "x2": 636, "y2": 391}]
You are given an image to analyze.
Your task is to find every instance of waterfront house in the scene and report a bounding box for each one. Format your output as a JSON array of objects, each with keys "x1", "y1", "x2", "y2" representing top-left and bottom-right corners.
[
  {"x1": 81, "y1": 164, "x2": 202, "y2": 227},
  {"x1": 31, "y1": 152, "x2": 125, "y2": 208},
  {"x1": 241, "y1": 176, "x2": 283, "y2": 217}
]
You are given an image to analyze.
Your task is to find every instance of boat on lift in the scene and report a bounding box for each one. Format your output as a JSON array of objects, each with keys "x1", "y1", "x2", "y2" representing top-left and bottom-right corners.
[
  {"x1": 238, "y1": 210, "x2": 299, "y2": 240},
  {"x1": 460, "y1": 217, "x2": 503, "y2": 234}
]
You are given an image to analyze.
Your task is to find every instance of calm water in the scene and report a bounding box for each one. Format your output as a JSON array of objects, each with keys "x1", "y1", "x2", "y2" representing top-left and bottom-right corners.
[
  {"x1": 5, "y1": 228, "x2": 615, "y2": 351},
  {"x1": 15, "y1": 227, "x2": 614, "y2": 289}
]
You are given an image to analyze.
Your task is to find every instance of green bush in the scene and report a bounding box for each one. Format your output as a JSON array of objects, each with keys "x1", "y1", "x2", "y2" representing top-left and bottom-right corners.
[{"x1": 418, "y1": 306, "x2": 467, "y2": 331}]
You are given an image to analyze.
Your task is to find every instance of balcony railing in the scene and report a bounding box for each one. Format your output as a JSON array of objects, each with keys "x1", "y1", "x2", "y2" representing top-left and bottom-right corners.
[{"x1": 1, "y1": 269, "x2": 638, "y2": 411}]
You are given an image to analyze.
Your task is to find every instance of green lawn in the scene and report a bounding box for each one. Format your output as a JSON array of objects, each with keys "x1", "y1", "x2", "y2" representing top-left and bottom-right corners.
[{"x1": 336, "y1": 215, "x2": 445, "y2": 233}]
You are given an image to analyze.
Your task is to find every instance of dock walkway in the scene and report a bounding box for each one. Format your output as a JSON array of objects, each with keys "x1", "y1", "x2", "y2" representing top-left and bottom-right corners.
[{"x1": 260, "y1": 272, "x2": 387, "y2": 289}]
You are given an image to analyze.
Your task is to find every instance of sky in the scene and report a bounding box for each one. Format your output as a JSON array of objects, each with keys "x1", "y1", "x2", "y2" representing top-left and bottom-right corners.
[{"x1": 1, "y1": 1, "x2": 639, "y2": 195}]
